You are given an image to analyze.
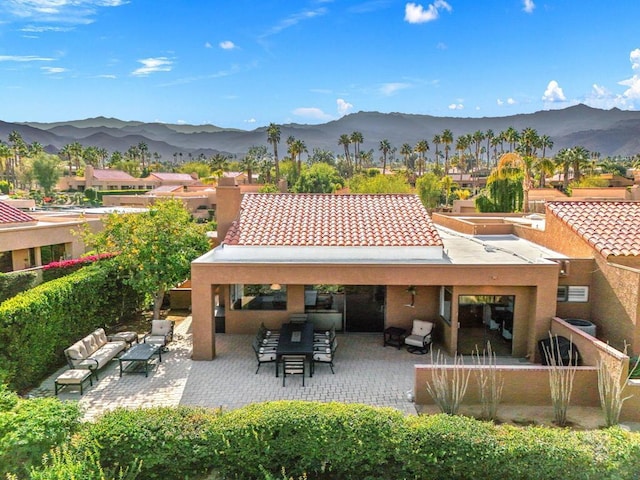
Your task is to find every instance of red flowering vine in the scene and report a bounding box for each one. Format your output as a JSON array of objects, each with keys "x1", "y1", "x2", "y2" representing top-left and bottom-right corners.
[{"x1": 42, "y1": 252, "x2": 116, "y2": 270}]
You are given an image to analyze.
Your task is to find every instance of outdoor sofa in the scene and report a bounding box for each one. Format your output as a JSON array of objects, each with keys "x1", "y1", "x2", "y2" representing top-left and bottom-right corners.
[{"x1": 64, "y1": 328, "x2": 127, "y2": 379}]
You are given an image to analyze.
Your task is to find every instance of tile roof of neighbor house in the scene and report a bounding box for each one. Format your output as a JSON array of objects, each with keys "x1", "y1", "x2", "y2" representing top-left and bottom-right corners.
[
  {"x1": 547, "y1": 201, "x2": 640, "y2": 257},
  {"x1": 91, "y1": 169, "x2": 137, "y2": 181},
  {"x1": 0, "y1": 201, "x2": 36, "y2": 224},
  {"x1": 149, "y1": 172, "x2": 196, "y2": 182},
  {"x1": 224, "y1": 193, "x2": 443, "y2": 247}
]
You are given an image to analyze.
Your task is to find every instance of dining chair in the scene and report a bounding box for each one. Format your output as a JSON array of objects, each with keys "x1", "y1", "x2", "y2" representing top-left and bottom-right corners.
[{"x1": 281, "y1": 355, "x2": 306, "y2": 386}]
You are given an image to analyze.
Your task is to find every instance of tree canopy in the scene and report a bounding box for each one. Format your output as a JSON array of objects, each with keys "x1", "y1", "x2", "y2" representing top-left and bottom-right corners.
[{"x1": 82, "y1": 199, "x2": 212, "y2": 319}]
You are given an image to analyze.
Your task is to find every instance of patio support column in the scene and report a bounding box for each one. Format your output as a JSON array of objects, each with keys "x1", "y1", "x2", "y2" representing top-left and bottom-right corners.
[{"x1": 191, "y1": 270, "x2": 216, "y2": 360}]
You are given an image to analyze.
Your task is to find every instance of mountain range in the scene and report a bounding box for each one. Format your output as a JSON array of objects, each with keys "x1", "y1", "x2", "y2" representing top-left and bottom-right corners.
[{"x1": 1, "y1": 104, "x2": 640, "y2": 161}]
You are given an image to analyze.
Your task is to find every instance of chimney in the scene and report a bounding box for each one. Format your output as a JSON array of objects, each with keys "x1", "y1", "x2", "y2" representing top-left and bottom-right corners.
[
  {"x1": 84, "y1": 165, "x2": 94, "y2": 188},
  {"x1": 215, "y1": 177, "x2": 241, "y2": 243},
  {"x1": 278, "y1": 178, "x2": 288, "y2": 193}
]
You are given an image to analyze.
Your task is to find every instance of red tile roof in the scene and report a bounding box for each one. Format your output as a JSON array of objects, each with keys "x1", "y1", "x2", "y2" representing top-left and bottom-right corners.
[
  {"x1": 0, "y1": 201, "x2": 36, "y2": 224},
  {"x1": 92, "y1": 169, "x2": 136, "y2": 181},
  {"x1": 547, "y1": 201, "x2": 640, "y2": 257},
  {"x1": 224, "y1": 194, "x2": 443, "y2": 247},
  {"x1": 149, "y1": 172, "x2": 196, "y2": 182}
]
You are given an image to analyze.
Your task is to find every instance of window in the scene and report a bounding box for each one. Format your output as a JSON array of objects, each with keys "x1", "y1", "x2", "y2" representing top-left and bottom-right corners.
[
  {"x1": 557, "y1": 286, "x2": 589, "y2": 303},
  {"x1": 0, "y1": 252, "x2": 12, "y2": 273},
  {"x1": 230, "y1": 284, "x2": 287, "y2": 310},
  {"x1": 439, "y1": 286, "x2": 452, "y2": 324},
  {"x1": 40, "y1": 243, "x2": 67, "y2": 265}
]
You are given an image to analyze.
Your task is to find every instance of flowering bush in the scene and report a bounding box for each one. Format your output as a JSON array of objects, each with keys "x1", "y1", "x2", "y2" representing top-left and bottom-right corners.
[{"x1": 42, "y1": 253, "x2": 115, "y2": 270}]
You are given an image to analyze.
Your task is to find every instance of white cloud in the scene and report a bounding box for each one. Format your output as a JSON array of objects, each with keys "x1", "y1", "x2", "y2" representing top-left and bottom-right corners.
[
  {"x1": 219, "y1": 40, "x2": 236, "y2": 50},
  {"x1": 448, "y1": 103, "x2": 463, "y2": 110},
  {"x1": 541, "y1": 80, "x2": 566, "y2": 102},
  {"x1": 630, "y1": 48, "x2": 640, "y2": 70},
  {"x1": 3, "y1": 0, "x2": 128, "y2": 26},
  {"x1": 379, "y1": 82, "x2": 410, "y2": 95},
  {"x1": 619, "y1": 75, "x2": 640, "y2": 100},
  {"x1": 497, "y1": 98, "x2": 516, "y2": 106},
  {"x1": 0, "y1": 55, "x2": 53, "y2": 62},
  {"x1": 204, "y1": 42, "x2": 212, "y2": 49},
  {"x1": 507, "y1": 97, "x2": 516, "y2": 105},
  {"x1": 404, "y1": 1, "x2": 452, "y2": 24},
  {"x1": 132, "y1": 57, "x2": 173, "y2": 76},
  {"x1": 260, "y1": 7, "x2": 328, "y2": 39},
  {"x1": 497, "y1": 99, "x2": 503, "y2": 106},
  {"x1": 292, "y1": 107, "x2": 333, "y2": 121},
  {"x1": 245, "y1": 118, "x2": 257, "y2": 123},
  {"x1": 523, "y1": 0, "x2": 535, "y2": 13},
  {"x1": 41, "y1": 66, "x2": 66, "y2": 74},
  {"x1": 337, "y1": 98, "x2": 353, "y2": 115}
]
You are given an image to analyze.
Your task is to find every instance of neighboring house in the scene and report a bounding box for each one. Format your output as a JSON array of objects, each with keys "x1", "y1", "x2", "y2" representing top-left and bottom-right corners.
[
  {"x1": 144, "y1": 172, "x2": 200, "y2": 188},
  {"x1": 0, "y1": 201, "x2": 102, "y2": 272},
  {"x1": 222, "y1": 171, "x2": 259, "y2": 185},
  {"x1": 58, "y1": 166, "x2": 202, "y2": 192},
  {"x1": 191, "y1": 178, "x2": 562, "y2": 361}
]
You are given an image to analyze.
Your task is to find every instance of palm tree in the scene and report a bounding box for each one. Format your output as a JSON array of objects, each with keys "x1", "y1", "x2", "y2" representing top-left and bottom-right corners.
[
  {"x1": 441, "y1": 129, "x2": 453, "y2": 177},
  {"x1": 503, "y1": 127, "x2": 519, "y2": 152},
  {"x1": 138, "y1": 142, "x2": 149, "y2": 171},
  {"x1": 400, "y1": 143, "x2": 413, "y2": 170},
  {"x1": 432, "y1": 134, "x2": 442, "y2": 170},
  {"x1": 569, "y1": 146, "x2": 589, "y2": 182},
  {"x1": 379, "y1": 139, "x2": 391, "y2": 174},
  {"x1": 338, "y1": 134, "x2": 352, "y2": 169},
  {"x1": 350, "y1": 131, "x2": 363, "y2": 171},
  {"x1": 455, "y1": 135, "x2": 469, "y2": 182},
  {"x1": 472, "y1": 130, "x2": 485, "y2": 192},
  {"x1": 290, "y1": 138, "x2": 307, "y2": 176},
  {"x1": 267, "y1": 123, "x2": 281, "y2": 181},
  {"x1": 540, "y1": 135, "x2": 554, "y2": 161},
  {"x1": 535, "y1": 157, "x2": 556, "y2": 188},
  {"x1": 8, "y1": 131, "x2": 26, "y2": 187},
  {"x1": 555, "y1": 148, "x2": 572, "y2": 191},
  {"x1": 485, "y1": 129, "x2": 494, "y2": 168},
  {"x1": 414, "y1": 140, "x2": 429, "y2": 176}
]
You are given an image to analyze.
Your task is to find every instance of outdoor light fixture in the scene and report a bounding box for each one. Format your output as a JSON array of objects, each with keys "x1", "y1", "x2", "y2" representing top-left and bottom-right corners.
[
  {"x1": 405, "y1": 286, "x2": 417, "y2": 307},
  {"x1": 270, "y1": 283, "x2": 281, "y2": 291}
]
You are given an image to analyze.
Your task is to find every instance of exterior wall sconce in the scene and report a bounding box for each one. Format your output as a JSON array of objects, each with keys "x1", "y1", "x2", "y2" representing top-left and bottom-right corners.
[
  {"x1": 405, "y1": 285, "x2": 417, "y2": 307},
  {"x1": 270, "y1": 283, "x2": 281, "y2": 291}
]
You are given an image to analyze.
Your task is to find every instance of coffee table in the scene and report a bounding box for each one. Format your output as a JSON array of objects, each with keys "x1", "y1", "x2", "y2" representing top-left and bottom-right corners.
[{"x1": 118, "y1": 343, "x2": 162, "y2": 377}]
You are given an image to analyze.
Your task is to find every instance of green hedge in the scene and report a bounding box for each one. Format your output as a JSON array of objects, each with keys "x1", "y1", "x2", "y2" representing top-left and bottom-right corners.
[
  {"x1": 0, "y1": 271, "x2": 38, "y2": 304},
  {"x1": 0, "y1": 261, "x2": 143, "y2": 391},
  {"x1": 0, "y1": 385, "x2": 82, "y2": 479},
  {"x1": 35, "y1": 401, "x2": 640, "y2": 480}
]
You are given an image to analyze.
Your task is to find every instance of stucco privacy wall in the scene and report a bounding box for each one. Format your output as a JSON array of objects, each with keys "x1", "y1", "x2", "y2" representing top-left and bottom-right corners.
[{"x1": 414, "y1": 318, "x2": 640, "y2": 421}]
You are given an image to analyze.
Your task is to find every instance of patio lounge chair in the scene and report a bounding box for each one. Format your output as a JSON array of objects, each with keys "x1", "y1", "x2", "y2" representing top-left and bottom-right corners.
[
  {"x1": 143, "y1": 319, "x2": 174, "y2": 351},
  {"x1": 404, "y1": 319, "x2": 434, "y2": 354}
]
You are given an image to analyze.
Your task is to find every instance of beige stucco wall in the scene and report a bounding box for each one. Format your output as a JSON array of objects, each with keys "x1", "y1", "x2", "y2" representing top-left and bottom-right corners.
[
  {"x1": 1, "y1": 217, "x2": 102, "y2": 270},
  {"x1": 191, "y1": 261, "x2": 559, "y2": 361}
]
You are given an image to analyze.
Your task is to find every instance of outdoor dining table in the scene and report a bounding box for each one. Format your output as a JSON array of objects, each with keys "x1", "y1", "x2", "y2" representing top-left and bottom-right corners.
[{"x1": 276, "y1": 321, "x2": 314, "y2": 377}]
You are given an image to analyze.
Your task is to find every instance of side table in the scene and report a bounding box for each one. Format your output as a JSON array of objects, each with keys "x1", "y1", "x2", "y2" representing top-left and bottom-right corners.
[{"x1": 383, "y1": 327, "x2": 407, "y2": 349}]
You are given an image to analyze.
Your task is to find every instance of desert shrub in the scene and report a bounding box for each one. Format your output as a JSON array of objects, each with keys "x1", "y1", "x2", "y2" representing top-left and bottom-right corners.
[
  {"x1": 211, "y1": 401, "x2": 405, "y2": 479},
  {"x1": 73, "y1": 406, "x2": 219, "y2": 480},
  {"x1": 0, "y1": 270, "x2": 38, "y2": 304},
  {"x1": 0, "y1": 260, "x2": 144, "y2": 391},
  {"x1": 0, "y1": 396, "x2": 82, "y2": 478}
]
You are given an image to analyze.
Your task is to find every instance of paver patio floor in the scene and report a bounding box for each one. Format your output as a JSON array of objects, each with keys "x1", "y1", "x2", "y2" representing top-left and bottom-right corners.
[{"x1": 32, "y1": 316, "x2": 526, "y2": 421}]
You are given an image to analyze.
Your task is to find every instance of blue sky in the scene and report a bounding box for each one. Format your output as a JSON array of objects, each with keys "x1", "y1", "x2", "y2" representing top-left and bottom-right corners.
[{"x1": 1, "y1": 0, "x2": 639, "y2": 129}]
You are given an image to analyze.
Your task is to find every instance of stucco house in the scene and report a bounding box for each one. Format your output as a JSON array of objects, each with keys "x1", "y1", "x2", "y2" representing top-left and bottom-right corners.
[
  {"x1": 0, "y1": 201, "x2": 102, "y2": 272},
  {"x1": 191, "y1": 178, "x2": 564, "y2": 361}
]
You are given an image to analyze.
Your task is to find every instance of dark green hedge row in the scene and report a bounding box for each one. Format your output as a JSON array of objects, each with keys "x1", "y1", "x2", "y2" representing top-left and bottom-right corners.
[
  {"x1": 26, "y1": 401, "x2": 640, "y2": 480},
  {"x1": 0, "y1": 260, "x2": 143, "y2": 392},
  {"x1": 0, "y1": 270, "x2": 38, "y2": 304}
]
